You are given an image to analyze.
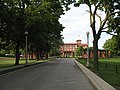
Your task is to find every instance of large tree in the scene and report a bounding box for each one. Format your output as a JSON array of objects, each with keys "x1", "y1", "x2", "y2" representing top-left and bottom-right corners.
[
  {"x1": 61, "y1": 0, "x2": 120, "y2": 70},
  {"x1": 26, "y1": 0, "x2": 64, "y2": 60},
  {"x1": 0, "y1": 0, "x2": 64, "y2": 64},
  {"x1": 0, "y1": 0, "x2": 30, "y2": 65}
]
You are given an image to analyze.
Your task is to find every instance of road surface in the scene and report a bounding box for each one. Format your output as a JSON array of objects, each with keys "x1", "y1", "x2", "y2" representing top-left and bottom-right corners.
[{"x1": 0, "y1": 58, "x2": 95, "y2": 90}]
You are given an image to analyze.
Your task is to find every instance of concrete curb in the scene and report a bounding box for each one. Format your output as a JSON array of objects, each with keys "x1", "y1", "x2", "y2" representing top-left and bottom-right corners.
[
  {"x1": 74, "y1": 59, "x2": 116, "y2": 90},
  {"x1": 0, "y1": 61, "x2": 47, "y2": 75}
]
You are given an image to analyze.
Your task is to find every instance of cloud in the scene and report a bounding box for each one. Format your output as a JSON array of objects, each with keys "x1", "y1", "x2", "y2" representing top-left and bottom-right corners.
[{"x1": 59, "y1": 4, "x2": 112, "y2": 49}]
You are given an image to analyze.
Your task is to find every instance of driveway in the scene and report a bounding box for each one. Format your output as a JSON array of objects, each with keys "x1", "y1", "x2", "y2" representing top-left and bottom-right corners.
[{"x1": 0, "y1": 58, "x2": 95, "y2": 90}]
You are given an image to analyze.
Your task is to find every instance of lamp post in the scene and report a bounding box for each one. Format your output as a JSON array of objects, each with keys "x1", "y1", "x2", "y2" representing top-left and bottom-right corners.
[
  {"x1": 86, "y1": 31, "x2": 90, "y2": 67},
  {"x1": 25, "y1": 31, "x2": 28, "y2": 66},
  {"x1": 53, "y1": 46, "x2": 55, "y2": 60}
]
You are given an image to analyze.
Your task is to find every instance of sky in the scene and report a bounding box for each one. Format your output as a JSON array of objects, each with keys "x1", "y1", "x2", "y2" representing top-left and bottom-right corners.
[{"x1": 59, "y1": 4, "x2": 112, "y2": 49}]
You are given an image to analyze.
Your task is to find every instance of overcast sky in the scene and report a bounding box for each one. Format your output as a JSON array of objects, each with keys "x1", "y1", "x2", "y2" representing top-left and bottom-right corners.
[{"x1": 59, "y1": 4, "x2": 112, "y2": 49}]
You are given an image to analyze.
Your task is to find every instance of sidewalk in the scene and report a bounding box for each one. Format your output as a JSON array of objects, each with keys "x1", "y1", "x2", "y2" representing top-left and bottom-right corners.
[
  {"x1": 0, "y1": 60, "x2": 49, "y2": 75},
  {"x1": 74, "y1": 59, "x2": 116, "y2": 90}
]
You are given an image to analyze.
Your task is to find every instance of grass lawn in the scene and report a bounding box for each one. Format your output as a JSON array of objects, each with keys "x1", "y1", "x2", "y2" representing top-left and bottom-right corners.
[
  {"x1": 0, "y1": 57, "x2": 51, "y2": 69},
  {"x1": 77, "y1": 57, "x2": 120, "y2": 89}
]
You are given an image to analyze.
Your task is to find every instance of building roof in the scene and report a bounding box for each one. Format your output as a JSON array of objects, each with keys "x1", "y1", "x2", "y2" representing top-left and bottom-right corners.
[
  {"x1": 63, "y1": 43, "x2": 78, "y2": 45},
  {"x1": 63, "y1": 43, "x2": 88, "y2": 46}
]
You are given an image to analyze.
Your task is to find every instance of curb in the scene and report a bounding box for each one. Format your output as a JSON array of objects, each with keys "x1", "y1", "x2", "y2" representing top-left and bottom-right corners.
[
  {"x1": 0, "y1": 61, "x2": 47, "y2": 75},
  {"x1": 74, "y1": 59, "x2": 116, "y2": 90}
]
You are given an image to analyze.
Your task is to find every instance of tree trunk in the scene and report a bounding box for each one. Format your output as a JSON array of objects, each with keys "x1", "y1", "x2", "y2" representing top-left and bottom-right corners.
[
  {"x1": 36, "y1": 50, "x2": 40, "y2": 60},
  {"x1": 45, "y1": 53, "x2": 48, "y2": 59},
  {"x1": 93, "y1": 39, "x2": 99, "y2": 71},
  {"x1": 31, "y1": 53, "x2": 34, "y2": 59},
  {"x1": 15, "y1": 43, "x2": 20, "y2": 65},
  {"x1": 40, "y1": 51, "x2": 43, "y2": 60}
]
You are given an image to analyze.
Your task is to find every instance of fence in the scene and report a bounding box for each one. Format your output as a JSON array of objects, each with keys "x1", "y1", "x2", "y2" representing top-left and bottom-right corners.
[{"x1": 99, "y1": 62, "x2": 120, "y2": 73}]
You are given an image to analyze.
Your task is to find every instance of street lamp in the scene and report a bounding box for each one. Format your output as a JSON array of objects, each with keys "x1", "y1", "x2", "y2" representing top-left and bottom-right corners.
[
  {"x1": 86, "y1": 31, "x2": 90, "y2": 67},
  {"x1": 25, "y1": 31, "x2": 28, "y2": 66}
]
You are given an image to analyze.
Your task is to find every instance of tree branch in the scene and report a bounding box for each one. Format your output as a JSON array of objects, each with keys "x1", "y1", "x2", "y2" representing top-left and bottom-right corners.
[
  {"x1": 97, "y1": 9, "x2": 119, "y2": 40},
  {"x1": 88, "y1": 5, "x2": 93, "y2": 25},
  {"x1": 94, "y1": 0, "x2": 103, "y2": 16},
  {"x1": 92, "y1": 1, "x2": 103, "y2": 39},
  {"x1": 99, "y1": 8, "x2": 109, "y2": 31},
  {"x1": 102, "y1": 26, "x2": 108, "y2": 30},
  {"x1": 88, "y1": 5, "x2": 96, "y2": 37},
  {"x1": 107, "y1": 11, "x2": 120, "y2": 19},
  {"x1": 95, "y1": 12, "x2": 102, "y2": 27},
  {"x1": 101, "y1": 31, "x2": 117, "y2": 36},
  {"x1": 97, "y1": 10, "x2": 109, "y2": 40},
  {"x1": 99, "y1": 10, "x2": 119, "y2": 32}
]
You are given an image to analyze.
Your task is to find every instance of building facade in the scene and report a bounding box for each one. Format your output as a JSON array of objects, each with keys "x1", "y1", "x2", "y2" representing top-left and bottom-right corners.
[
  {"x1": 60, "y1": 39, "x2": 111, "y2": 58},
  {"x1": 60, "y1": 39, "x2": 88, "y2": 58}
]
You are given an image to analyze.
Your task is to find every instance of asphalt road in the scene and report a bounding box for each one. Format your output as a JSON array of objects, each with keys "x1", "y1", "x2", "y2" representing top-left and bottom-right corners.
[{"x1": 0, "y1": 58, "x2": 95, "y2": 90}]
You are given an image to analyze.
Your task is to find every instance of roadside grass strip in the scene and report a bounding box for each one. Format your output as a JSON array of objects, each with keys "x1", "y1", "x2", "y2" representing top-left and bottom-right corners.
[
  {"x1": 77, "y1": 57, "x2": 120, "y2": 89},
  {"x1": 0, "y1": 57, "x2": 51, "y2": 69}
]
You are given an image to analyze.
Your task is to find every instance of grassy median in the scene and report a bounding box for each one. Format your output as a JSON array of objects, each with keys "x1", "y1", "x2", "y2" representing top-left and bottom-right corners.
[
  {"x1": 0, "y1": 57, "x2": 51, "y2": 69},
  {"x1": 77, "y1": 57, "x2": 120, "y2": 89}
]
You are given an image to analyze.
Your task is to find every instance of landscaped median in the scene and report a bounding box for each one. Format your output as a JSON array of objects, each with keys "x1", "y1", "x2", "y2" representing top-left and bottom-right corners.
[
  {"x1": 74, "y1": 59, "x2": 117, "y2": 90},
  {"x1": 0, "y1": 57, "x2": 52, "y2": 75}
]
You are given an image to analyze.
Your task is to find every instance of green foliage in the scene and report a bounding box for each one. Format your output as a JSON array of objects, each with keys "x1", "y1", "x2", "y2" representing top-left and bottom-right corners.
[
  {"x1": 49, "y1": 48, "x2": 61, "y2": 56},
  {"x1": 106, "y1": 0, "x2": 120, "y2": 36},
  {"x1": 103, "y1": 37, "x2": 120, "y2": 55},
  {"x1": 108, "y1": 17, "x2": 120, "y2": 35},
  {"x1": 75, "y1": 0, "x2": 103, "y2": 6},
  {"x1": 60, "y1": 0, "x2": 76, "y2": 10},
  {"x1": 103, "y1": 38, "x2": 117, "y2": 51},
  {"x1": 26, "y1": 0, "x2": 64, "y2": 56},
  {"x1": 76, "y1": 46, "x2": 84, "y2": 56},
  {"x1": 0, "y1": 0, "x2": 64, "y2": 63}
]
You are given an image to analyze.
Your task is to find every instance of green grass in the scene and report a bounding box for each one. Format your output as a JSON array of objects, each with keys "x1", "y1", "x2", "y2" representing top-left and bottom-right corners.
[
  {"x1": 0, "y1": 57, "x2": 15, "y2": 68},
  {"x1": 77, "y1": 57, "x2": 120, "y2": 89},
  {"x1": 99, "y1": 57, "x2": 120, "y2": 65},
  {"x1": 0, "y1": 57, "x2": 51, "y2": 69}
]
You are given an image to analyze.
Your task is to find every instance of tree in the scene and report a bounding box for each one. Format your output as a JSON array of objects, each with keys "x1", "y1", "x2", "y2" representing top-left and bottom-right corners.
[
  {"x1": 76, "y1": 46, "x2": 84, "y2": 57},
  {"x1": 103, "y1": 0, "x2": 120, "y2": 55},
  {"x1": 26, "y1": 0, "x2": 64, "y2": 60},
  {"x1": 60, "y1": 0, "x2": 120, "y2": 70},
  {"x1": 0, "y1": 0, "x2": 64, "y2": 64},
  {"x1": 103, "y1": 37, "x2": 120, "y2": 56},
  {"x1": 0, "y1": 0, "x2": 29, "y2": 65}
]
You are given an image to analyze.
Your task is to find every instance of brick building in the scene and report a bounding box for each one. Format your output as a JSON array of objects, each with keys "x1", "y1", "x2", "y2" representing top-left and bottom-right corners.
[
  {"x1": 60, "y1": 39, "x2": 111, "y2": 58},
  {"x1": 60, "y1": 39, "x2": 88, "y2": 57}
]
